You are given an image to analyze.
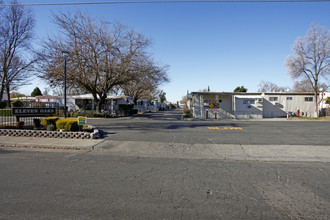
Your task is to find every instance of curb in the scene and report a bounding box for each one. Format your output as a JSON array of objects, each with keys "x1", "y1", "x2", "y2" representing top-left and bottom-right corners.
[
  {"x1": 0, "y1": 126, "x2": 100, "y2": 139},
  {"x1": 0, "y1": 144, "x2": 94, "y2": 151}
]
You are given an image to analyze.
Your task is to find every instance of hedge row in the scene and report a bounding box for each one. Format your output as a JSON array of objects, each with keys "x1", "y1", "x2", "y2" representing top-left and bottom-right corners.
[
  {"x1": 56, "y1": 118, "x2": 79, "y2": 132},
  {"x1": 0, "y1": 109, "x2": 12, "y2": 116},
  {"x1": 42, "y1": 117, "x2": 78, "y2": 132},
  {"x1": 41, "y1": 117, "x2": 59, "y2": 128}
]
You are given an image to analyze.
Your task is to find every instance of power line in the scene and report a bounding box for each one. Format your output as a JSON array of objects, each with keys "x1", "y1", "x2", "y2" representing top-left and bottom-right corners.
[{"x1": 1, "y1": 0, "x2": 330, "y2": 6}]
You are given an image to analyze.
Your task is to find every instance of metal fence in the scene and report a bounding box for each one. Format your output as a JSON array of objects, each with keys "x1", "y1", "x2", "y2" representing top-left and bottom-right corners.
[{"x1": 0, "y1": 102, "x2": 59, "y2": 129}]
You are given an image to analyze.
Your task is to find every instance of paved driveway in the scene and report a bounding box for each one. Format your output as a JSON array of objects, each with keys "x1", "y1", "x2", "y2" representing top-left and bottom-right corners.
[{"x1": 89, "y1": 110, "x2": 330, "y2": 146}]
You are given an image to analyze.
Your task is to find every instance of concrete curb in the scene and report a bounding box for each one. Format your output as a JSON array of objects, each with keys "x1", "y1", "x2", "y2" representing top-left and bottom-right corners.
[
  {"x1": 0, "y1": 136, "x2": 105, "y2": 151},
  {"x1": 0, "y1": 144, "x2": 94, "y2": 151}
]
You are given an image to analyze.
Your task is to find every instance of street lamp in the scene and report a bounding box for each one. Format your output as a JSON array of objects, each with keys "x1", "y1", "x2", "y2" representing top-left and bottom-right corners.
[
  {"x1": 108, "y1": 47, "x2": 120, "y2": 115},
  {"x1": 62, "y1": 51, "x2": 69, "y2": 118}
]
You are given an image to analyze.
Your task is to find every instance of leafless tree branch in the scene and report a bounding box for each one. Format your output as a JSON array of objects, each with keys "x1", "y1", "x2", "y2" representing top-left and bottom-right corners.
[
  {"x1": 285, "y1": 24, "x2": 329, "y2": 116},
  {"x1": 0, "y1": 0, "x2": 35, "y2": 107}
]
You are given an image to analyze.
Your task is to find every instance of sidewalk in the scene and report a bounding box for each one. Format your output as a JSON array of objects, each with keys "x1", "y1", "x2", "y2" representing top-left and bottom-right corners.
[
  {"x1": 93, "y1": 140, "x2": 330, "y2": 162},
  {"x1": 1, "y1": 136, "x2": 329, "y2": 162}
]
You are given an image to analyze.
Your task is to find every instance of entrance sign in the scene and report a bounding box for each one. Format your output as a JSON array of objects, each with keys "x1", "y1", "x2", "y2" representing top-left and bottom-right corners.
[
  {"x1": 12, "y1": 108, "x2": 56, "y2": 116},
  {"x1": 78, "y1": 116, "x2": 87, "y2": 125}
]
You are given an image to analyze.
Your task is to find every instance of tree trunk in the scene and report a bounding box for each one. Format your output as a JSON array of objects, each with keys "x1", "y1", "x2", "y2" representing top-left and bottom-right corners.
[
  {"x1": 0, "y1": 74, "x2": 5, "y2": 102},
  {"x1": 315, "y1": 92, "x2": 319, "y2": 117},
  {"x1": 96, "y1": 101, "x2": 102, "y2": 113},
  {"x1": 94, "y1": 94, "x2": 107, "y2": 113},
  {"x1": 133, "y1": 97, "x2": 138, "y2": 105},
  {"x1": 6, "y1": 84, "x2": 11, "y2": 109}
]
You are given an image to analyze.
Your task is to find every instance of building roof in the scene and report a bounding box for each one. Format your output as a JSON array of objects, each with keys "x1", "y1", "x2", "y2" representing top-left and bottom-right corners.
[
  {"x1": 190, "y1": 92, "x2": 315, "y2": 96},
  {"x1": 35, "y1": 94, "x2": 131, "y2": 100},
  {"x1": 234, "y1": 95, "x2": 263, "y2": 99}
]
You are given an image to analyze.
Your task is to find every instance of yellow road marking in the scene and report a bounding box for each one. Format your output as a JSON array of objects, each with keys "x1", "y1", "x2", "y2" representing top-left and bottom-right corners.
[{"x1": 208, "y1": 127, "x2": 243, "y2": 130}]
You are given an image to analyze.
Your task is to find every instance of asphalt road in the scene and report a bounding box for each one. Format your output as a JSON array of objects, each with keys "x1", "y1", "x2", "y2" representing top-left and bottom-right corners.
[
  {"x1": 0, "y1": 149, "x2": 329, "y2": 219},
  {"x1": 1, "y1": 110, "x2": 329, "y2": 219},
  {"x1": 89, "y1": 109, "x2": 330, "y2": 146}
]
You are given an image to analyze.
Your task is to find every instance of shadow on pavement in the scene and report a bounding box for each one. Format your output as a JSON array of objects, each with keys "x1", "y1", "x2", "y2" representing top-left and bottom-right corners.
[
  {"x1": 98, "y1": 130, "x2": 116, "y2": 138},
  {"x1": 0, "y1": 148, "x2": 20, "y2": 154}
]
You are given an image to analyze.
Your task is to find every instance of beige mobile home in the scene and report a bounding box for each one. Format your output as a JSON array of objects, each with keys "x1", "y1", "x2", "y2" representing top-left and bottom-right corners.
[{"x1": 189, "y1": 92, "x2": 316, "y2": 119}]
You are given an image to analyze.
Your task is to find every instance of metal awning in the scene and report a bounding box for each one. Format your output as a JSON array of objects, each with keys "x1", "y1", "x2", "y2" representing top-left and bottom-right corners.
[{"x1": 234, "y1": 95, "x2": 263, "y2": 99}]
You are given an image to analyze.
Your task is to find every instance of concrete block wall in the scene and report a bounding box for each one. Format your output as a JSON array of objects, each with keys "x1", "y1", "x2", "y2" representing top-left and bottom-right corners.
[{"x1": 0, "y1": 128, "x2": 99, "y2": 139}]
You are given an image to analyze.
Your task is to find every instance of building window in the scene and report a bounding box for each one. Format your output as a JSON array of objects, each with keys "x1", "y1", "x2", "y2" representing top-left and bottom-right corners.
[
  {"x1": 287, "y1": 97, "x2": 292, "y2": 100},
  {"x1": 243, "y1": 99, "x2": 255, "y2": 104},
  {"x1": 269, "y1": 97, "x2": 278, "y2": 102},
  {"x1": 305, "y1": 97, "x2": 313, "y2": 102}
]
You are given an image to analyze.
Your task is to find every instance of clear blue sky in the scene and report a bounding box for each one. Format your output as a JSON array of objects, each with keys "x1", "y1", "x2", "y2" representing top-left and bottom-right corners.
[{"x1": 14, "y1": 0, "x2": 330, "y2": 102}]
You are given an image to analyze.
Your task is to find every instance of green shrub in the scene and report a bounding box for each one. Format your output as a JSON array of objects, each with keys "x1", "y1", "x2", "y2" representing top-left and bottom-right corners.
[
  {"x1": 118, "y1": 104, "x2": 134, "y2": 116},
  {"x1": 92, "y1": 112, "x2": 106, "y2": 118},
  {"x1": 16, "y1": 121, "x2": 24, "y2": 129},
  {"x1": 0, "y1": 109, "x2": 12, "y2": 116},
  {"x1": 183, "y1": 107, "x2": 193, "y2": 118},
  {"x1": 118, "y1": 104, "x2": 134, "y2": 111},
  {"x1": 65, "y1": 120, "x2": 79, "y2": 131},
  {"x1": 70, "y1": 110, "x2": 113, "y2": 118},
  {"x1": 59, "y1": 106, "x2": 68, "y2": 111},
  {"x1": 47, "y1": 124, "x2": 56, "y2": 131},
  {"x1": 72, "y1": 110, "x2": 95, "y2": 118},
  {"x1": 12, "y1": 99, "x2": 24, "y2": 107},
  {"x1": 33, "y1": 119, "x2": 41, "y2": 129},
  {"x1": 0, "y1": 101, "x2": 7, "y2": 109},
  {"x1": 42, "y1": 117, "x2": 60, "y2": 128},
  {"x1": 56, "y1": 118, "x2": 79, "y2": 131},
  {"x1": 56, "y1": 119, "x2": 67, "y2": 131}
]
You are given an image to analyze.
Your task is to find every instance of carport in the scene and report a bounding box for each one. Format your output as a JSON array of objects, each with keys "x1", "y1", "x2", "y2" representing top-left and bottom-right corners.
[{"x1": 234, "y1": 95, "x2": 263, "y2": 119}]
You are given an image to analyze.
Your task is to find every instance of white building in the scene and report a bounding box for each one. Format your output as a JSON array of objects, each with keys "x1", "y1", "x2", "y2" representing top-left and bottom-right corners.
[
  {"x1": 35, "y1": 94, "x2": 133, "y2": 114},
  {"x1": 135, "y1": 99, "x2": 149, "y2": 113},
  {"x1": 320, "y1": 92, "x2": 330, "y2": 109},
  {"x1": 189, "y1": 92, "x2": 318, "y2": 119},
  {"x1": 319, "y1": 92, "x2": 330, "y2": 116}
]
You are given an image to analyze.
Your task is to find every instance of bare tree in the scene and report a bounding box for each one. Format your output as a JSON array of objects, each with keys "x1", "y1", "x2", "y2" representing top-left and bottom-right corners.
[
  {"x1": 292, "y1": 80, "x2": 313, "y2": 92},
  {"x1": 120, "y1": 58, "x2": 169, "y2": 103},
  {"x1": 293, "y1": 79, "x2": 329, "y2": 92},
  {"x1": 37, "y1": 11, "x2": 159, "y2": 112},
  {"x1": 285, "y1": 25, "x2": 329, "y2": 116},
  {"x1": 257, "y1": 81, "x2": 289, "y2": 92},
  {"x1": 0, "y1": 0, "x2": 35, "y2": 107}
]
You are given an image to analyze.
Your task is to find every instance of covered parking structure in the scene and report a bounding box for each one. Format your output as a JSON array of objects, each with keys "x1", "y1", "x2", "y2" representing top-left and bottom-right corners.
[{"x1": 188, "y1": 92, "x2": 316, "y2": 119}]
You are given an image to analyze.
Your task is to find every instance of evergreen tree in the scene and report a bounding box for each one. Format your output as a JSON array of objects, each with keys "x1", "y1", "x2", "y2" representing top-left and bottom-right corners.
[
  {"x1": 31, "y1": 87, "x2": 43, "y2": 97},
  {"x1": 234, "y1": 86, "x2": 247, "y2": 92}
]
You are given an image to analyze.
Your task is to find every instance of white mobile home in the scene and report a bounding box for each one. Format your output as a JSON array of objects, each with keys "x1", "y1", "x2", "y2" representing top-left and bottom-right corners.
[
  {"x1": 189, "y1": 92, "x2": 317, "y2": 119},
  {"x1": 135, "y1": 99, "x2": 149, "y2": 113},
  {"x1": 36, "y1": 94, "x2": 133, "y2": 114}
]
